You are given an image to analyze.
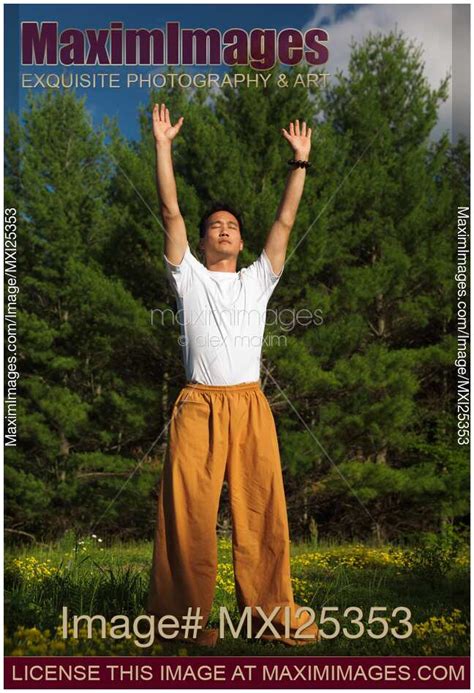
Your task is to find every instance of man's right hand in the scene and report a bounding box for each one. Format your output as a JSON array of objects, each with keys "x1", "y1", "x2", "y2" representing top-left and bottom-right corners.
[
  {"x1": 152, "y1": 103, "x2": 188, "y2": 265},
  {"x1": 153, "y1": 103, "x2": 184, "y2": 145}
]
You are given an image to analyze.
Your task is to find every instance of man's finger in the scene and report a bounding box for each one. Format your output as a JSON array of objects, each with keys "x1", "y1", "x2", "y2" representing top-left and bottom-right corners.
[
  {"x1": 289, "y1": 122, "x2": 295, "y2": 136},
  {"x1": 281, "y1": 128, "x2": 291, "y2": 141}
]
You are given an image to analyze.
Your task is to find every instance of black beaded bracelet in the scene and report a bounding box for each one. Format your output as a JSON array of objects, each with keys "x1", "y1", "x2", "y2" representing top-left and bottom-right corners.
[{"x1": 288, "y1": 159, "x2": 312, "y2": 169}]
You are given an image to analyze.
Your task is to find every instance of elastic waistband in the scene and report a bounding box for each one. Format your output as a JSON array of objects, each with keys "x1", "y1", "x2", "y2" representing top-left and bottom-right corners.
[{"x1": 184, "y1": 380, "x2": 261, "y2": 393}]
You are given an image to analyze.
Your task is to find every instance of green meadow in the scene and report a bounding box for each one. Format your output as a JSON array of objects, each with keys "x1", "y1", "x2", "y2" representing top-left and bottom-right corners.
[{"x1": 5, "y1": 532, "x2": 469, "y2": 656}]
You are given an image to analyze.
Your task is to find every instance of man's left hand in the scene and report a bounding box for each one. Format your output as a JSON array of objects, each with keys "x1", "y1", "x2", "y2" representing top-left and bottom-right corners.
[{"x1": 281, "y1": 120, "x2": 312, "y2": 160}]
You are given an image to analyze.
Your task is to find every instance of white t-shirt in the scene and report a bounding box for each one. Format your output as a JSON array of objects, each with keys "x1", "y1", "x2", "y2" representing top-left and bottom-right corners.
[{"x1": 164, "y1": 244, "x2": 283, "y2": 385}]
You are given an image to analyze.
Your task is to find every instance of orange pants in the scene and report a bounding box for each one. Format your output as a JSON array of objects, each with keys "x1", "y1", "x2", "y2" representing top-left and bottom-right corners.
[{"x1": 146, "y1": 381, "x2": 319, "y2": 644}]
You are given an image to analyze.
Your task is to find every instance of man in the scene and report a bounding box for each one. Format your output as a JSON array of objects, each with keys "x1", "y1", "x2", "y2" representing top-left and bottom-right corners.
[{"x1": 146, "y1": 102, "x2": 319, "y2": 648}]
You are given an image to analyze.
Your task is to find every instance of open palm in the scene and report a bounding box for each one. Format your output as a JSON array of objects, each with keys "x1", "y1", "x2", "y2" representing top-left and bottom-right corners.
[
  {"x1": 152, "y1": 103, "x2": 184, "y2": 143},
  {"x1": 282, "y1": 120, "x2": 312, "y2": 158}
]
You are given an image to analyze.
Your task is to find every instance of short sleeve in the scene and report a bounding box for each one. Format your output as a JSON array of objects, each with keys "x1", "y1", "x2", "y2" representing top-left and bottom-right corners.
[
  {"x1": 164, "y1": 244, "x2": 203, "y2": 297},
  {"x1": 241, "y1": 249, "x2": 283, "y2": 299}
]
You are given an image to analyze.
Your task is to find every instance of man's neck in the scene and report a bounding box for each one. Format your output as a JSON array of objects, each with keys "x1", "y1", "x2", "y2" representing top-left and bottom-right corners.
[{"x1": 205, "y1": 257, "x2": 238, "y2": 273}]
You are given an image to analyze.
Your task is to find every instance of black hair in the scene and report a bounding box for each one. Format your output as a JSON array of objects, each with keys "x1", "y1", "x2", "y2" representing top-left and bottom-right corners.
[{"x1": 198, "y1": 201, "x2": 244, "y2": 239}]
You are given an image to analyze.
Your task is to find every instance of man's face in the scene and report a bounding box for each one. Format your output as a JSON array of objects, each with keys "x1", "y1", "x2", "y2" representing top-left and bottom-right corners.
[{"x1": 200, "y1": 211, "x2": 243, "y2": 264}]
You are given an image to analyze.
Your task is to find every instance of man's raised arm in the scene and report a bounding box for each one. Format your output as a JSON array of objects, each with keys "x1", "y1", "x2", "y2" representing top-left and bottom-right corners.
[
  {"x1": 264, "y1": 120, "x2": 313, "y2": 275},
  {"x1": 152, "y1": 102, "x2": 187, "y2": 265}
]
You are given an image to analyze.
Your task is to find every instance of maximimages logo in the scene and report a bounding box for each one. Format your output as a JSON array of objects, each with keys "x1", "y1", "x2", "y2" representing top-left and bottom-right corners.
[{"x1": 21, "y1": 21, "x2": 329, "y2": 70}]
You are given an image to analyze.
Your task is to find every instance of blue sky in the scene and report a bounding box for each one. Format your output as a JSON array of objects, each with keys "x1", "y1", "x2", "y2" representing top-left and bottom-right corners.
[{"x1": 5, "y1": 4, "x2": 356, "y2": 140}]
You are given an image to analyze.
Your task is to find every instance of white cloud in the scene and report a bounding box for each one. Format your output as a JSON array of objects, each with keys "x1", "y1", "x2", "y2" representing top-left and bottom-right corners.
[{"x1": 304, "y1": 4, "x2": 455, "y2": 141}]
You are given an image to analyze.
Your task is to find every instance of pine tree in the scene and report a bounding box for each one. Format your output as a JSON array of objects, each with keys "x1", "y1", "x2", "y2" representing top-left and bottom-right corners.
[{"x1": 5, "y1": 92, "x2": 160, "y2": 539}]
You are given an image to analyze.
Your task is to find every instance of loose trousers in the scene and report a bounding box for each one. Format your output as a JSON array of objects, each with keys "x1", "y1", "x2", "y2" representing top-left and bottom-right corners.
[{"x1": 146, "y1": 381, "x2": 318, "y2": 643}]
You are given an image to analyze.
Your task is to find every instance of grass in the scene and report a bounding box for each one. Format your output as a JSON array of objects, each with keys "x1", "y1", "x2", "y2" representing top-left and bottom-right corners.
[{"x1": 4, "y1": 531, "x2": 469, "y2": 656}]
